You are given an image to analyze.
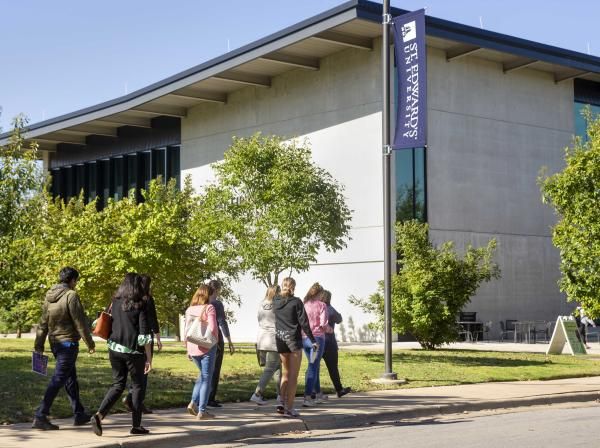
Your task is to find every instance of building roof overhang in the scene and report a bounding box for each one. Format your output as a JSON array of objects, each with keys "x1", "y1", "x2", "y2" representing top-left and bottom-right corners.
[{"x1": 2, "y1": 0, "x2": 600, "y2": 153}]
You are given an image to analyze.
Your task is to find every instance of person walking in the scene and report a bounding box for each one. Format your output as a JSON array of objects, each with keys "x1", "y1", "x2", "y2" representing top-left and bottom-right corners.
[
  {"x1": 91, "y1": 273, "x2": 153, "y2": 437},
  {"x1": 122, "y1": 274, "x2": 162, "y2": 414},
  {"x1": 207, "y1": 279, "x2": 235, "y2": 408},
  {"x1": 32, "y1": 267, "x2": 96, "y2": 430},
  {"x1": 576, "y1": 305, "x2": 596, "y2": 349},
  {"x1": 274, "y1": 277, "x2": 317, "y2": 418},
  {"x1": 320, "y1": 290, "x2": 351, "y2": 398},
  {"x1": 250, "y1": 285, "x2": 282, "y2": 406},
  {"x1": 184, "y1": 284, "x2": 219, "y2": 419},
  {"x1": 301, "y1": 283, "x2": 328, "y2": 407}
]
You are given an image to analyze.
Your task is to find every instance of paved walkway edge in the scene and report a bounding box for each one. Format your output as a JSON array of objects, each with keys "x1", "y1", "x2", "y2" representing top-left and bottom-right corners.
[{"x1": 83, "y1": 391, "x2": 600, "y2": 448}]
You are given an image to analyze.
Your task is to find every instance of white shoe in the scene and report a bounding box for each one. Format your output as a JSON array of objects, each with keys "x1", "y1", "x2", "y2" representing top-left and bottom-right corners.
[
  {"x1": 302, "y1": 397, "x2": 316, "y2": 407},
  {"x1": 315, "y1": 393, "x2": 328, "y2": 403},
  {"x1": 250, "y1": 393, "x2": 268, "y2": 405},
  {"x1": 283, "y1": 408, "x2": 301, "y2": 418}
]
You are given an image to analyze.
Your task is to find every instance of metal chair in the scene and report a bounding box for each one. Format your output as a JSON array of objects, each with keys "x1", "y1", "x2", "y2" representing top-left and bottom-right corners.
[
  {"x1": 480, "y1": 321, "x2": 492, "y2": 341},
  {"x1": 458, "y1": 323, "x2": 472, "y2": 342},
  {"x1": 530, "y1": 321, "x2": 551, "y2": 343}
]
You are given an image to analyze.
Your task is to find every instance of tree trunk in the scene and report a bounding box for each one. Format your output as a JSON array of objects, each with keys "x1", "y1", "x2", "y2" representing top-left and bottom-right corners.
[
  {"x1": 16, "y1": 326, "x2": 22, "y2": 338},
  {"x1": 174, "y1": 316, "x2": 181, "y2": 342}
]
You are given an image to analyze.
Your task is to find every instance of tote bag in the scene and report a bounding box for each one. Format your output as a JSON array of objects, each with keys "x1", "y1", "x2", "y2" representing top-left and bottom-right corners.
[
  {"x1": 185, "y1": 305, "x2": 217, "y2": 349},
  {"x1": 92, "y1": 304, "x2": 112, "y2": 340}
]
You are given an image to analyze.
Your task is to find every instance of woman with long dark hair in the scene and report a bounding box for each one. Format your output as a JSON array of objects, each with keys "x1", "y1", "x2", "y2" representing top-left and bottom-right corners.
[
  {"x1": 273, "y1": 277, "x2": 317, "y2": 418},
  {"x1": 301, "y1": 282, "x2": 328, "y2": 407},
  {"x1": 122, "y1": 274, "x2": 162, "y2": 414},
  {"x1": 91, "y1": 273, "x2": 153, "y2": 436}
]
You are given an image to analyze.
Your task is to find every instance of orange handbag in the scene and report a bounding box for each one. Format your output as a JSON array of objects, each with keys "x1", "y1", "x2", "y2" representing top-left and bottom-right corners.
[{"x1": 93, "y1": 304, "x2": 112, "y2": 340}]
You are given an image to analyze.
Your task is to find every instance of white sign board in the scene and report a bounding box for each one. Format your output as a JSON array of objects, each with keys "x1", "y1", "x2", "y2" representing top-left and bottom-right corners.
[{"x1": 546, "y1": 316, "x2": 587, "y2": 356}]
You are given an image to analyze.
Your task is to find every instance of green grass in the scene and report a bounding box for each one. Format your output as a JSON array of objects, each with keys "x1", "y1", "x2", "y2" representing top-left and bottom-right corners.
[{"x1": 3, "y1": 338, "x2": 600, "y2": 423}]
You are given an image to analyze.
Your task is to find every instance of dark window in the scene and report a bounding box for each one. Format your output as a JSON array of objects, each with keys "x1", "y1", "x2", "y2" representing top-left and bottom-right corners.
[
  {"x1": 152, "y1": 148, "x2": 166, "y2": 182},
  {"x1": 167, "y1": 146, "x2": 181, "y2": 188},
  {"x1": 51, "y1": 145, "x2": 181, "y2": 206},
  {"x1": 395, "y1": 148, "x2": 426, "y2": 223},
  {"x1": 574, "y1": 79, "x2": 600, "y2": 141}
]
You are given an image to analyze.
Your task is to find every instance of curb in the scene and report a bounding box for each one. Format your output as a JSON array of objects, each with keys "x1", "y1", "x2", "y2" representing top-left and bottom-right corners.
[{"x1": 81, "y1": 391, "x2": 600, "y2": 448}]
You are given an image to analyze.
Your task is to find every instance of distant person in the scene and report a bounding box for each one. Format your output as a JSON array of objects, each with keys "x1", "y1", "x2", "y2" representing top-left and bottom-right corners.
[
  {"x1": 576, "y1": 306, "x2": 596, "y2": 349},
  {"x1": 274, "y1": 277, "x2": 317, "y2": 418},
  {"x1": 301, "y1": 283, "x2": 328, "y2": 407},
  {"x1": 184, "y1": 284, "x2": 219, "y2": 420},
  {"x1": 33, "y1": 267, "x2": 96, "y2": 430},
  {"x1": 91, "y1": 273, "x2": 153, "y2": 437},
  {"x1": 320, "y1": 290, "x2": 351, "y2": 398},
  {"x1": 207, "y1": 279, "x2": 235, "y2": 408},
  {"x1": 251, "y1": 285, "x2": 282, "y2": 407},
  {"x1": 123, "y1": 274, "x2": 162, "y2": 414}
]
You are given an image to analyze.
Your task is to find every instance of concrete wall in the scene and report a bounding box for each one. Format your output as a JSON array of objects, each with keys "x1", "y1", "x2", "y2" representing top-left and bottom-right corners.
[
  {"x1": 181, "y1": 41, "x2": 576, "y2": 341},
  {"x1": 426, "y1": 47, "x2": 574, "y2": 335},
  {"x1": 181, "y1": 41, "x2": 385, "y2": 341}
]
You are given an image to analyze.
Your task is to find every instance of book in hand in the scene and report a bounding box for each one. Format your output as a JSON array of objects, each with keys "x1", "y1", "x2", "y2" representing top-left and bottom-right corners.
[{"x1": 32, "y1": 351, "x2": 49, "y2": 376}]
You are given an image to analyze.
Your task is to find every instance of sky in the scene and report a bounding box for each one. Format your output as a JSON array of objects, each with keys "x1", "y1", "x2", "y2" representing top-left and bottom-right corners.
[{"x1": 1, "y1": 0, "x2": 598, "y2": 131}]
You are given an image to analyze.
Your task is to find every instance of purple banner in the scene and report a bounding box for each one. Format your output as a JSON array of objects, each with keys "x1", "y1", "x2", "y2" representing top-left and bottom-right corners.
[{"x1": 392, "y1": 9, "x2": 427, "y2": 150}]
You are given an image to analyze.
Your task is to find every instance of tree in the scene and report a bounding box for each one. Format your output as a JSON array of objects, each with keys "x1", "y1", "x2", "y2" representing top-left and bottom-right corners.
[
  {"x1": 0, "y1": 115, "x2": 47, "y2": 337},
  {"x1": 351, "y1": 221, "x2": 500, "y2": 349},
  {"x1": 38, "y1": 177, "x2": 236, "y2": 338},
  {"x1": 539, "y1": 110, "x2": 600, "y2": 317},
  {"x1": 198, "y1": 134, "x2": 352, "y2": 286}
]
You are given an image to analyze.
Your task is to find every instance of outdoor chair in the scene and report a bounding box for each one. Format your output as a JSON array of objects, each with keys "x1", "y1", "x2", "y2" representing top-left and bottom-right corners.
[
  {"x1": 457, "y1": 323, "x2": 472, "y2": 342},
  {"x1": 530, "y1": 321, "x2": 551, "y2": 343},
  {"x1": 480, "y1": 320, "x2": 492, "y2": 341},
  {"x1": 499, "y1": 320, "x2": 516, "y2": 342}
]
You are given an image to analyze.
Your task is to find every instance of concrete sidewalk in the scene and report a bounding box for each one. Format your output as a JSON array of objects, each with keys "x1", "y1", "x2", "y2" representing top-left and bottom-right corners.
[{"x1": 2, "y1": 377, "x2": 600, "y2": 448}]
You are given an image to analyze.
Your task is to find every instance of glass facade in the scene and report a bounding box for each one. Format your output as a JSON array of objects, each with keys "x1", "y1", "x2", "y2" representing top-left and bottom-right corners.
[
  {"x1": 50, "y1": 146, "x2": 180, "y2": 208},
  {"x1": 574, "y1": 102, "x2": 600, "y2": 140},
  {"x1": 394, "y1": 147, "x2": 426, "y2": 222}
]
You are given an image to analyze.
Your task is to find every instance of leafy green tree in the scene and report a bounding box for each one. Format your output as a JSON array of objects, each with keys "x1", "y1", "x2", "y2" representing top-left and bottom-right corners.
[
  {"x1": 198, "y1": 134, "x2": 352, "y2": 287},
  {"x1": 0, "y1": 116, "x2": 47, "y2": 336},
  {"x1": 540, "y1": 110, "x2": 600, "y2": 317},
  {"x1": 351, "y1": 221, "x2": 500, "y2": 350},
  {"x1": 38, "y1": 177, "x2": 235, "y2": 338}
]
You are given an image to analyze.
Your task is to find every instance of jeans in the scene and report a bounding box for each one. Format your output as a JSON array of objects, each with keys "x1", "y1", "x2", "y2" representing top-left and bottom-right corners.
[
  {"x1": 208, "y1": 338, "x2": 224, "y2": 402},
  {"x1": 302, "y1": 335, "x2": 325, "y2": 397},
  {"x1": 97, "y1": 350, "x2": 145, "y2": 428},
  {"x1": 256, "y1": 350, "x2": 281, "y2": 396},
  {"x1": 322, "y1": 335, "x2": 343, "y2": 392},
  {"x1": 35, "y1": 343, "x2": 85, "y2": 419},
  {"x1": 191, "y1": 345, "x2": 217, "y2": 412}
]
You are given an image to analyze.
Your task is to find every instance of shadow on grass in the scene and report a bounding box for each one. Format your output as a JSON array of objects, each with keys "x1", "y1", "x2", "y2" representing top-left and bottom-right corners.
[{"x1": 358, "y1": 351, "x2": 550, "y2": 368}]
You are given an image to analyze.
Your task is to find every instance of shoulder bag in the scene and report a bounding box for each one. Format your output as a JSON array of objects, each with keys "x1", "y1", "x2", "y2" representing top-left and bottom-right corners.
[
  {"x1": 185, "y1": 305, "x2": 217, "y2": 349},
  {"x1": 93, "y1": 303, "x2": 113, "y2": 340}
]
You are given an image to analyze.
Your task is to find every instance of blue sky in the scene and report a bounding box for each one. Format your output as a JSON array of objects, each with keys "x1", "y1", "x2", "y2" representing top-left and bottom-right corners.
[{"x1": 1, "y1": 0, "x2": 598, "y2": 131}]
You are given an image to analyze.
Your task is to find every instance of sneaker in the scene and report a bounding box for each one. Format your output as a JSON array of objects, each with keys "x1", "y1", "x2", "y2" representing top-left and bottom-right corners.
[
  {"x1": 91, "y1": 413, "x2": 102, "y2": 436},
  {"x1": 314, "y1": 393, "x2": 328, "y2": 403},
  {"x1": 207, "y1": 400, "x2": 222, "y2": 408},
  {"x1": 187, "y1": 401, "x2": 198, "y2": 416},
  {"x1": 32, "y1": 416, "x2": 59, "y2": 430},
  {"x1": 130, "y1": 426, "x2": 150, "y2": 435},
  {"x1": 250, "y1": 393, "x2": 268, "y2": 405},
  {"x1": 197, "y1": 411, "x2": 216, "y2": 420},
  {"x1": 276, "y1": 404, "x2": 285, "y2": 414},
  {"x1": 337, "y1": 387, "x2": 352, "y2": 398},
  {"x1": 73, "y1": 412, "x2": 92, "y2": 426},
  {"x1": 302, "y1": 397, "x2": 316, "y2": 407},
  {"x1": 122, "y1": 395, "x2": 134, "y2": 413},
  {"x1": 283, "y1": 408, "x2": 301, "y2": 419}
]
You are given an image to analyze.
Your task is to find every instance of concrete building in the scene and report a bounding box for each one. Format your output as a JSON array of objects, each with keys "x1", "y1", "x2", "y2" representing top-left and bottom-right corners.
[{"x1": 2, "y1": 0, "x2": 600, "y2": 340}]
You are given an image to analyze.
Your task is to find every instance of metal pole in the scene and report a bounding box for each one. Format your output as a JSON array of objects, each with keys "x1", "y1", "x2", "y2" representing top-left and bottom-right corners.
[{"x1": 381, "y1": 0, "x2": 397, "y2": 380}]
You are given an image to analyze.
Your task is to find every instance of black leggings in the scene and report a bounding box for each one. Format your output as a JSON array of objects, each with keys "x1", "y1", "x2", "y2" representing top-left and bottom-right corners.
[
  {"x1": 322, "y1": 337, "x2": 343, "y2": 393},
  {"x1": 98, "y1": 350, "x2": 145, "y2": 428}
]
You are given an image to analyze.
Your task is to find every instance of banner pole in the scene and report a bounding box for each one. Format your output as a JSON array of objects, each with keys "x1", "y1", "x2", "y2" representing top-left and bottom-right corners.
[{"x1": 381, "y1": 0, "x2": 397, "y2": 380}]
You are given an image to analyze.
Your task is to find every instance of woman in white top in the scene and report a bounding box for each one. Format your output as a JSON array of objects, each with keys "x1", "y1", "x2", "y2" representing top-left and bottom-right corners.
[{"x1": 250, "y1": 285, "x2": 282, "y2": 408}]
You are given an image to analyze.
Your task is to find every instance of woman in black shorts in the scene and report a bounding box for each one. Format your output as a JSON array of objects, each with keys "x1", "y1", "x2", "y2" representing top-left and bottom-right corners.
[{"x1": 273, "y1": 277, "x2": 317, "y2": 418}]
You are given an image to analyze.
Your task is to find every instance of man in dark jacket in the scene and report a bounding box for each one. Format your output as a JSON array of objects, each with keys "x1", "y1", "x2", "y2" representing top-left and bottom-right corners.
[{"x1": 32, "y1": 267, "x2": 96, "y2": 430}]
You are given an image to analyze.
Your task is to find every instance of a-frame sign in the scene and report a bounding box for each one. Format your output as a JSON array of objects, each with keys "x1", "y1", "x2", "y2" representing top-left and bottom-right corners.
[{"x1": 546, "y1": 316, "x2": 587, "y2": 356}]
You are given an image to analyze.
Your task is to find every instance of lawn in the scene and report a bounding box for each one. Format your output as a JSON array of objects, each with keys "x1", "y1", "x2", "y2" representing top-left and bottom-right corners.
[{"x1": 3, "y1": 338, "x2": 600, "y2": 424}]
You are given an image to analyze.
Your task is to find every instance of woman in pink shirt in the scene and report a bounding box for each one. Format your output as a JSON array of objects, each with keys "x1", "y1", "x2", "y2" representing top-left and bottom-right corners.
[
  {"x1": 184, "y1": 284, "x2": 218, "y2": 420},
  {"x1": 301, "y1": 282, "x2": 328, "y2": 408}
]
